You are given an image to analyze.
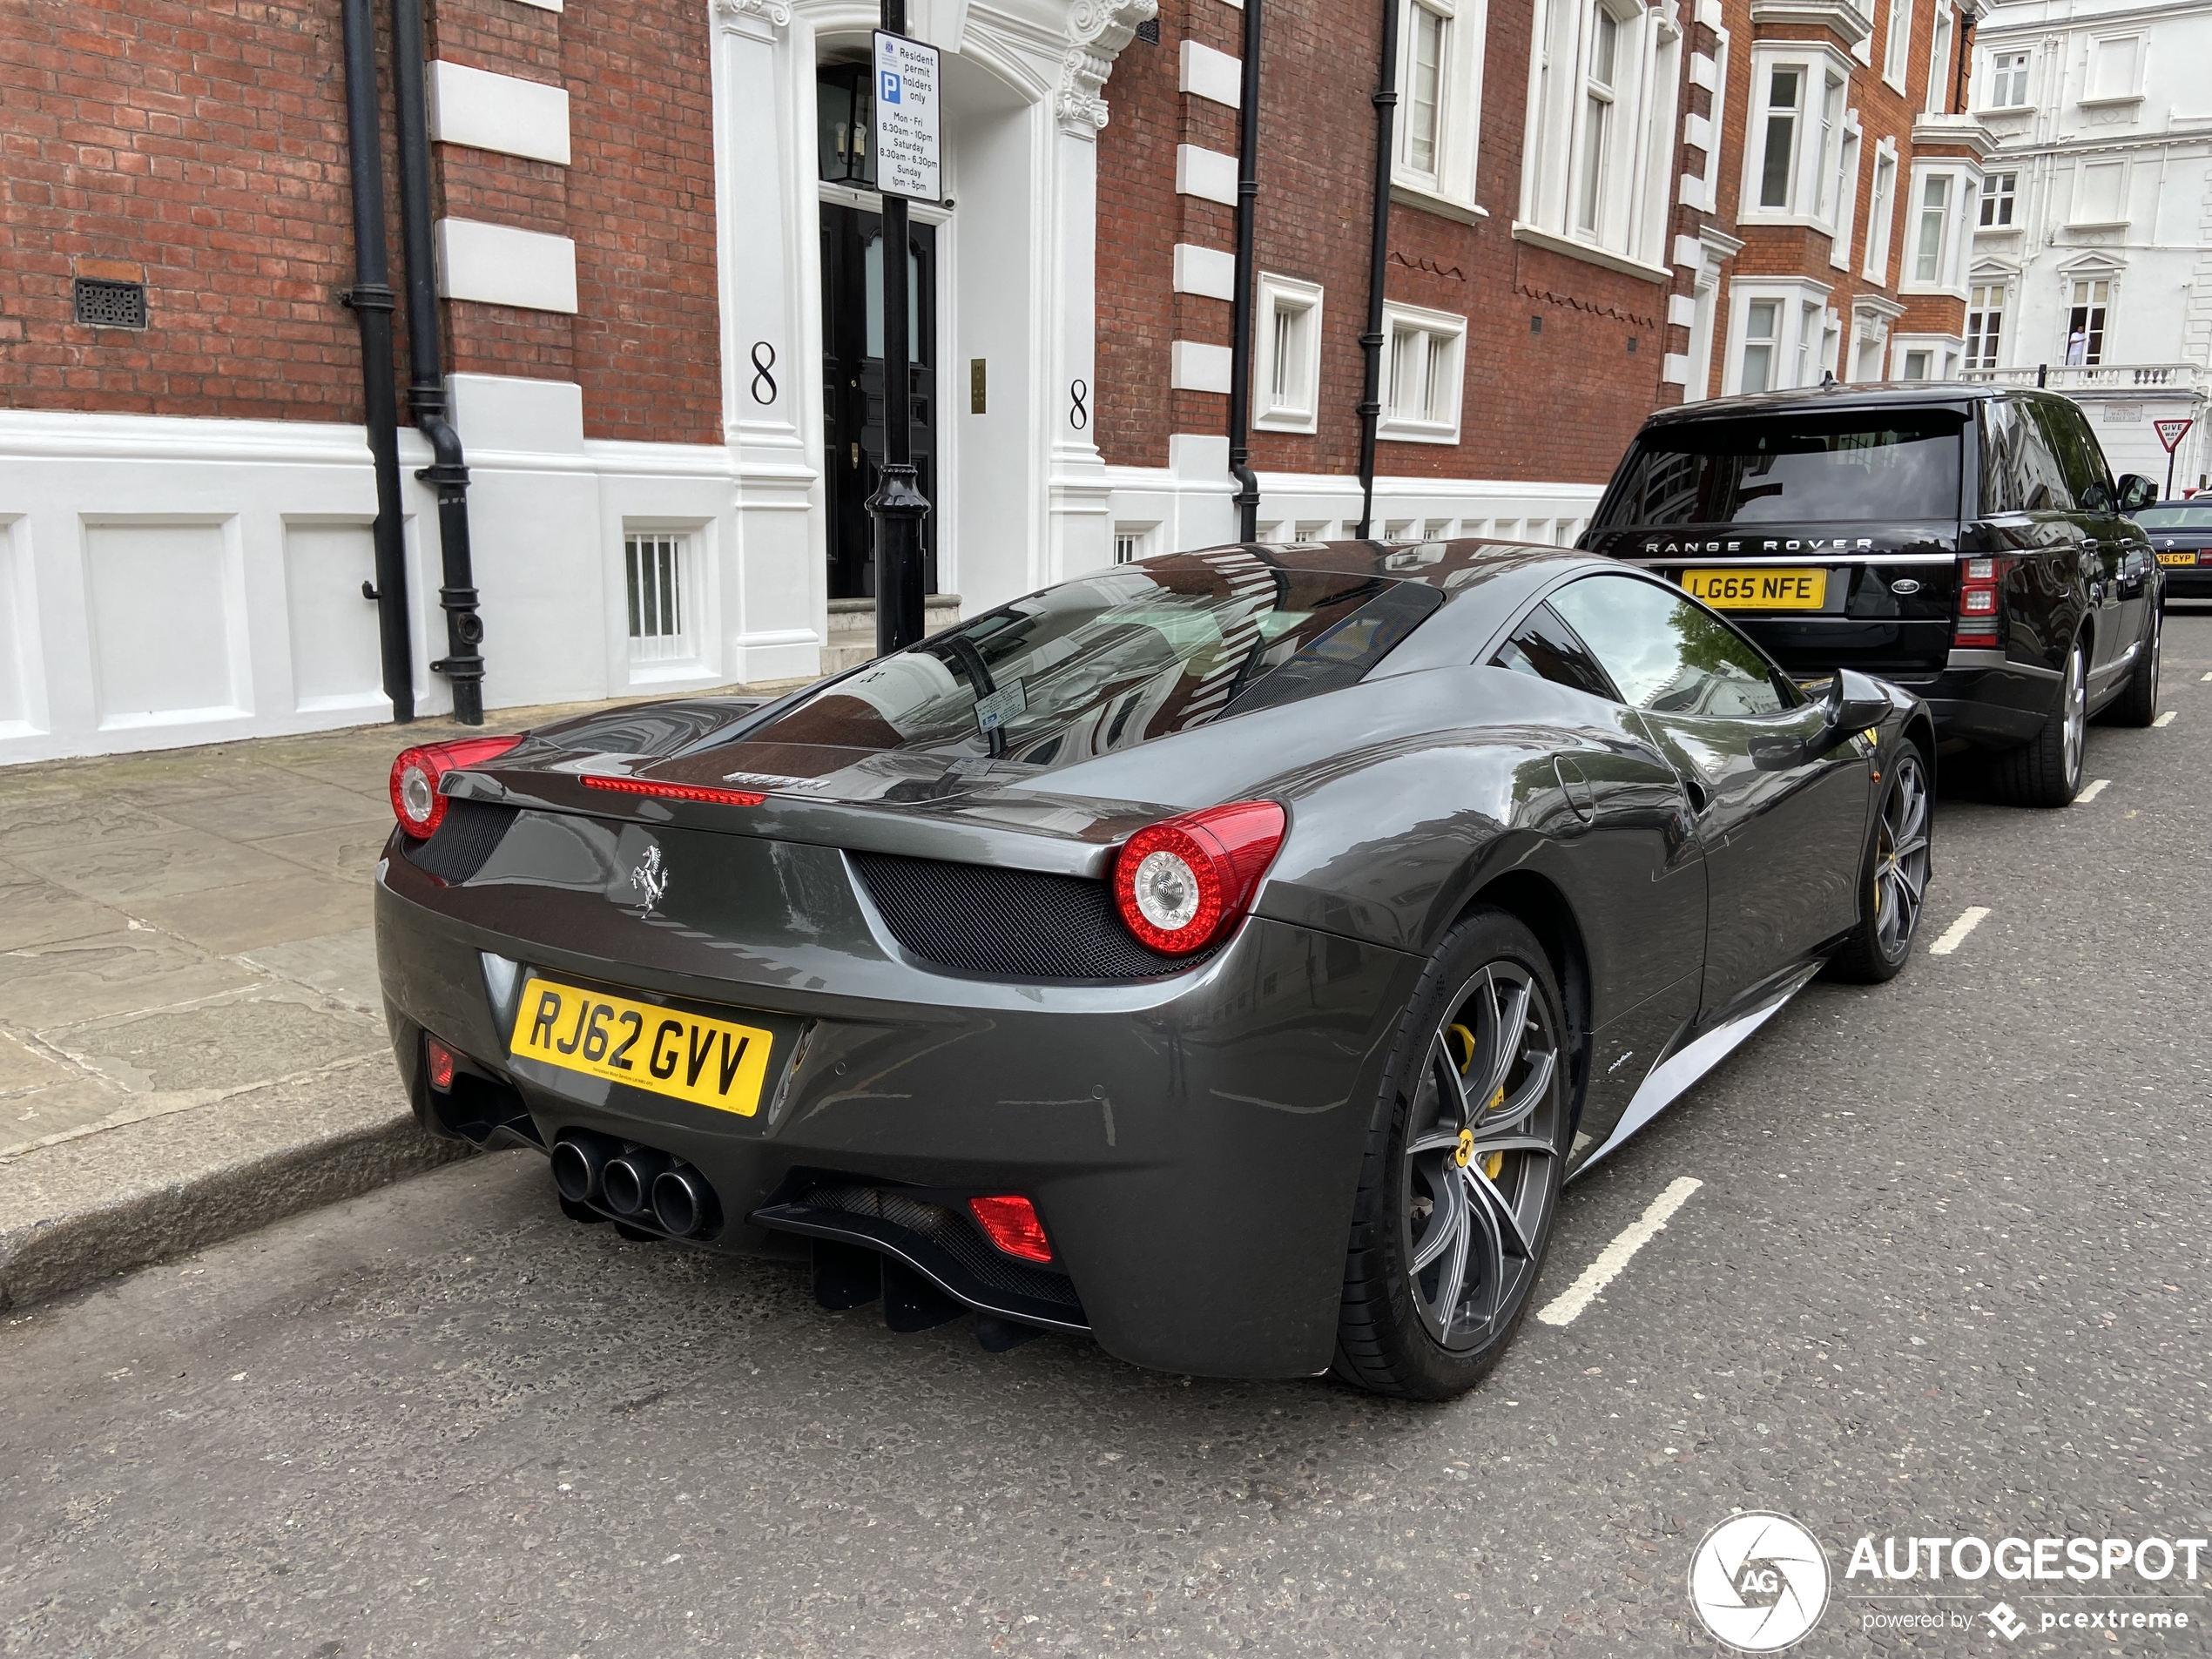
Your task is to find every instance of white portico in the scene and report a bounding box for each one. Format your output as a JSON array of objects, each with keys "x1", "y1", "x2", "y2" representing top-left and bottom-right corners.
[{"x1": 714, "y1": 0, "x2": 1151, "y2": 670}]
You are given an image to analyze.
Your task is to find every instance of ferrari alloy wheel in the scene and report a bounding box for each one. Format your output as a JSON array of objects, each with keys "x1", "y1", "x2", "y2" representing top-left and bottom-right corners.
[
  {"x1": 1993, "y1": 636, "x2": 2087, "y2": 807},
  {"x1": 1333, "y1": 910, "x2": 1569, "y2": 1399},
  {"x1": 1830, "y1": 745, "x2": 1932, "y2": 983}
]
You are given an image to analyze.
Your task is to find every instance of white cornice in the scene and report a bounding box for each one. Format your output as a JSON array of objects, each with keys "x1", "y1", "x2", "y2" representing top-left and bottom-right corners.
[{"x1": 1747, "y1": 0, "x2": 1874, "y2": 45}]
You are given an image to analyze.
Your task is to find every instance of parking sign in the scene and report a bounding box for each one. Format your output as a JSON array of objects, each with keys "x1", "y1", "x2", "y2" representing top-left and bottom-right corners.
[{"x1": 872, "y1": 31, "x2": 941, "y2": 203}]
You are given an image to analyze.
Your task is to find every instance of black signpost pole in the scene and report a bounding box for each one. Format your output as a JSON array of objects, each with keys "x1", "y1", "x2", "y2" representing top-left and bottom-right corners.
[{"x1": 868, "y1": 0, "x2": 929, "y2": 658}]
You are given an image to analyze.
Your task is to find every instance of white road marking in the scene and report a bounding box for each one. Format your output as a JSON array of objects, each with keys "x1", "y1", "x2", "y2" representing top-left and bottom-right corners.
[
  {"x1": 2076, "y1": 779, "x2": 2111, "y2": 802},
  {"x1": 1928, "y1": 906, "x2": 1991, "y2": 955},
  {"x1": 1535, "y1": 1177, "x2": 1702, "y2": 1327},
  {"x1": 2153, "y1": 711, "x2": 2176, "y2": 727}
]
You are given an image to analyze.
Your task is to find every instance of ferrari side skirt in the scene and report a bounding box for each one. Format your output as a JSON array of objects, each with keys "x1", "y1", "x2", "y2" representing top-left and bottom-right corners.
[{"x1": 1571, "y1": 961, "x2": 1824, "y2": 1177}]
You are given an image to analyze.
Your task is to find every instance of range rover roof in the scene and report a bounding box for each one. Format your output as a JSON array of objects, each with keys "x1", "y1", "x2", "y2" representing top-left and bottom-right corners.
[{"x1": 1640, "y1": 380, "x2": 2000, "y2": 428}]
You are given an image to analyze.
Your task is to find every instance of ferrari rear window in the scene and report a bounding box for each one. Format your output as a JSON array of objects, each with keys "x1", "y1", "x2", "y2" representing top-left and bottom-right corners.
[
  {"x1": 1596, "y1": 409, "x2": 1966, "y2": 527},
  {"x1": 707, "y1": 551, "x2": 1440, "y2": 788}
]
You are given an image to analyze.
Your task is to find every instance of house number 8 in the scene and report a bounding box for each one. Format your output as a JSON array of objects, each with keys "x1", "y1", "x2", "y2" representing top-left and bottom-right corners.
[{"x1": 1069, "y1": 379, "x2": 1089, "y2": 430}]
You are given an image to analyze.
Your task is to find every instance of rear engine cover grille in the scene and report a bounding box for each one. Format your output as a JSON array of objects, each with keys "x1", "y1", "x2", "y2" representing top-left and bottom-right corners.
[
  {"x1": 801, "y1": 1183, "x2": 1083, "y2": 1312},
  {"x1": 849, "y1": 851, "x2": 1207, "y2": 980},
  {"x1": 400, "y1": 799, "x2": 517, "y2": 883}
]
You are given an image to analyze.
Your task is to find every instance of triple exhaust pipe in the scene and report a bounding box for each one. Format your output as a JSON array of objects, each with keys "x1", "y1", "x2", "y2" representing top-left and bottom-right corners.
[{"x1": 552, "y1": 1130, "x2": 719, "y2": 1238}]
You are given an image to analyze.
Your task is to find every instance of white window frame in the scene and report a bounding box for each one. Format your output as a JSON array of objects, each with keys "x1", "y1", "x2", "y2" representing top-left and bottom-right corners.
[
  {"x1": 618, "y1": 520, "x2": 714, "y2": 683},
  {"x1": 1112, "y1": 521, "x2": 1161, "y2": 565},
  {"x1": 2061, "y1": 274, "x2": 2113, "y2": 366},
  {"x1": 1393, "y1": 0, "x2": 1489, "y2": 218},
  {"x1": 1847, "y1": 295, "x2": 1902, "y2": 382},
  {"x1": 1980, "y1": 47, "x2": 2031, "y2": 110},
  {"x1": 1899, "y1": 160, "x2": 1973, "y2": 296},
  {"x1": 1515, "y1": 0, "x2": 1680, "y2": 278},
  {"x1": 1891, "y1": 333, "x2": 1964, "y2": 381},
  {"x1": 1978, "y1": 168, "x2": 2017, "y2": 229},
  {"x1": 1964, "y1": 280, "x2": 2007, "y2": 370},
  {"x1": 1378, "y1": 300, "x2": 1467, "y2": 444},
  {"x1": 1882, "y1": 0, "x2": 1912, "y2": 93},
  {"x1": 2080, "y1": 33, "x2": 2143, "y2": 106},
  {"x1": 1923, "y1": 2, "x2": 1953, "y2": 114},
  {"x1": 1830, "y1": 115, "x2": 1862, "y2": 271},
  {"x1": 1723, "y1": 277, "x2": 1833, "y2": 395},
  {"x1": 1740, "y1": 44, "x2": 1855, "y2": 233},
  {"x1": 1863, "y1": 138, "x2": 1898, "y2": 284},
  {"x1": 1253, "y1": 273, "x2": 1324, "y2": 434}
]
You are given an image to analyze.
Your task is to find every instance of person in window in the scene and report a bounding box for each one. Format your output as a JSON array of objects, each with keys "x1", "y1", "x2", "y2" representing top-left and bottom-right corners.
[{"x1": 2064, "y1": 327, "x2": 2087, "y2": 367}]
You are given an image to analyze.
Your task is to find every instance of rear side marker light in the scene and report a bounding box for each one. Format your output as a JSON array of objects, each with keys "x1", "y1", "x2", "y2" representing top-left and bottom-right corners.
[
  {"x1": 426, "y1": 1037, "x2": 457, "y2": 1092},
  {"x1": 390, "y1": 734, "x2": 524, "y2": 840},
  {"x1": 968, "y1": 1195, "x2": 1054, "y2": 1263},
  {"x1": 581, "y1": 776, "x2": 767, "y2": 808},
  {"x1": 1112, "y1": 799, "x2": 1287, "y2": 956}
]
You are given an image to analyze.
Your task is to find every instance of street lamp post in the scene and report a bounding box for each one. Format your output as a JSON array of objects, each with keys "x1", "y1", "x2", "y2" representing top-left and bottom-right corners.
[{"x1": 867, "y1": 0, "x2": 932, "y2": 658}]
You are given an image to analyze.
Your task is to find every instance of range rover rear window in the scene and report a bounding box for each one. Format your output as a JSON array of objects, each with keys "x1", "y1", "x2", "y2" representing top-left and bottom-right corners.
[{"x1": 1596, "y1": 410, "x2": 1966, "y2": 528}]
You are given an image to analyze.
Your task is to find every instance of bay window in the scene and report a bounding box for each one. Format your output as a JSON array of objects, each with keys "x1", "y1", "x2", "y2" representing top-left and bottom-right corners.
[
  {"x1": 1726, "y1": 280, "x2": 1833, "y2": 395},
  {"x1": 1902, "y1": 163, "x2": 1973, "y2": 294},
  {"x1": 1517, "y1": 0, "x2": 1680, "y2": 274},
  {"x1": 1393, "y1": 0, "x2": 1488, "y2": 215},
  {"x1": 1742, "y1": 45, "x2": 1854, "y2": 232}
]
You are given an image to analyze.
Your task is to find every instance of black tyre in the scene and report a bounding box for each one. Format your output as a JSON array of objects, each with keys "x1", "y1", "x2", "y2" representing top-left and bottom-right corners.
[
  {"x1": 1991, "y1": 634, "x2": 2087, "y2": 807},
  {"x1": 2105, "y1": 598, "x2": 2161, "y2": 728},
  {"x1": 1332, "y1": 909, "x2": 1571, "y2": 1400},
  {"x1": 1827, "y1": 745, "x2": 1932, "y2": 984}
]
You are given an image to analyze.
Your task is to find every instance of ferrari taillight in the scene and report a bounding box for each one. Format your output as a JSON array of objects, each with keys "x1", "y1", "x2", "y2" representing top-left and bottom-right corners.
[
  {"x1": 1111, "y1": 799, "x2": 1286, "y2": 956},
  {"x1": 968, "y1": 1195, "x2": 1054, "y2": 1264},
  {"x1": 389, "y1": 734, "x2": 523, "y2": 840},
  {"x1": 1954, "y1": 556, "x2": 2012, "y2": 649}
]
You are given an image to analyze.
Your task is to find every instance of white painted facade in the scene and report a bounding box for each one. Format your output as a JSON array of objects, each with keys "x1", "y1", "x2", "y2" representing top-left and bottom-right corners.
[
  {"x1": 0, "y1": 0, "x2": 1605, "y2": 767},
  {"x1": 1963, "y1": 0, "x2": 2212, "y2": 489}
]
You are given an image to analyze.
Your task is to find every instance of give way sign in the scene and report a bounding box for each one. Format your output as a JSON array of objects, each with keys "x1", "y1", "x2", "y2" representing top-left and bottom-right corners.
[{"x1": 2155, "y1": 418, "x2": 2194, "y2": 453}]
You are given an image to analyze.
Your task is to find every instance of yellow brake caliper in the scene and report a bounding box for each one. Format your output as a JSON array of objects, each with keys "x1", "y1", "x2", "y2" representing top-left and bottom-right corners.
[{"x1": 1446, "y1": 1022, "x2": 1507, "y2": 1179}]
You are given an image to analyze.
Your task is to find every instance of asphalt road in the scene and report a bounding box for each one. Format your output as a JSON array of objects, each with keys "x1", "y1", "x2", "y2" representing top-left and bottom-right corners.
[{"x1": 7, "y1": 614, "x2": 2212, "y2": 1659}]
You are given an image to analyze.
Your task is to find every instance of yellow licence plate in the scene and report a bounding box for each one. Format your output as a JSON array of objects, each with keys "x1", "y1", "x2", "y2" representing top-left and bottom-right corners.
[
  {"x1": 1681, "y1": 567, "x2": 1830, "y2": 610},
  {"x1": 2157, "y1": 550, "x2": 2197, "y2": 567},
  {"x1": 509, "y1": 976, "x2": 774, "y2": 1116}
]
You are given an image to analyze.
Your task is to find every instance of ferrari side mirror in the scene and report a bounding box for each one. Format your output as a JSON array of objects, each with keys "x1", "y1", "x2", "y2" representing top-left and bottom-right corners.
[{"x1": 1813, "y1": 668, "x2": 1891, "y2": 755}]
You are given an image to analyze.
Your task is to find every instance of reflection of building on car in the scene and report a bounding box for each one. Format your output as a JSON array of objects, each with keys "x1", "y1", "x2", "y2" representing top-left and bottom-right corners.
[
  {"x1": 1581, "y1": 383, "x2": 2168, "y2": 807},
  {"x1": 376, "y1": 541, "x2": 1931, "y2": 1399},
  {"x1": 2136, "y1": 502, "x2": 2212, "y2": 599}
]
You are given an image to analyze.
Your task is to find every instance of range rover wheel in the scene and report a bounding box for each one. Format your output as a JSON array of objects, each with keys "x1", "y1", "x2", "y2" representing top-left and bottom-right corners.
[
  {"x1": 2106, "y1": 599, "x2": 2161, "y2": 728},
  {"x1": 1992, "y1": 635, "x2": 2087, "y2": 807},
  {"x1": 1332, "y1": 910, "x2": 1570, "y2": 1400},
  {"x1": 1828, "y1": 745, "x2": 1932, "y2": 983}
]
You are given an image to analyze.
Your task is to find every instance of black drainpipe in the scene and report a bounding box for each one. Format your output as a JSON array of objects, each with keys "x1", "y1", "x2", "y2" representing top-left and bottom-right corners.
[
  {"x1": 338, "y1": 0, "x2": 415, "y2": 723},
  {"x1": 1354, "y1": 0, "x2": 1399, "y2": 541},
  {"x1": 391, "y1": 0, "x2": 486, "y2": 724},
  {"x1": 1225, "y1": 0, "x2": 1263, "y2": 542}
]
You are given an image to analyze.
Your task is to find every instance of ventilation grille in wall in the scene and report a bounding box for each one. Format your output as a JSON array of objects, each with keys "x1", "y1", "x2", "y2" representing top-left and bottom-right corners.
[
  {"x1": 73, "y1": 279, "x2": 148, "y2": 329},
  {"x1": 1135, "y1": 17, "x2": 1159, "y2": 43}
]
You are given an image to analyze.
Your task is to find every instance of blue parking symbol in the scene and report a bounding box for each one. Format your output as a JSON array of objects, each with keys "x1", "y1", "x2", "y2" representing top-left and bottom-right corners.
[{"x1": 880, "y1": 69, "x2": 902, "y2": 104}]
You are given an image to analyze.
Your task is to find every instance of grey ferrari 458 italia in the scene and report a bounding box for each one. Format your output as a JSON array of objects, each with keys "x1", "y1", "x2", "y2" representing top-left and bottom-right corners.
[{"x1": 375, "y1": 540, "x2": 1935, "y2": 1399}]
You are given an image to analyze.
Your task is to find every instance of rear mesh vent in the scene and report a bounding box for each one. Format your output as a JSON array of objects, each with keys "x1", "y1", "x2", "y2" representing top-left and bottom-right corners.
[
  {"x1": 400, "y1": 799, "x2": 517, "y2": 883},
  {"x1": 849, "y1": 851, "x2": 1208, "y2": 980},
  {"x1": 801, "y1": 1183, "x2": 1082, "y2": 1311}
]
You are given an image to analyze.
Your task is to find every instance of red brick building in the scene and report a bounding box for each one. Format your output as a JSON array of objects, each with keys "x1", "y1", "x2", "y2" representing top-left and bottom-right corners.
[{"x1": 0, "y1": 0, "x2": 1986, "y2": 762}]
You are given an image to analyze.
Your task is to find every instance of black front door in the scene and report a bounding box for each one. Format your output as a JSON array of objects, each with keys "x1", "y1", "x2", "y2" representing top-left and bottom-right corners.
[{"x1": 820, "y1": 202, "x2": 936, "y2": 600}]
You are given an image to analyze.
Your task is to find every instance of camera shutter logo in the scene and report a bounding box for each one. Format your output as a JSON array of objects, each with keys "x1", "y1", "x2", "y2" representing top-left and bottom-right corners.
[{"x1": 1687, "y1": 1512, "x2": 1831, "y2": 1651}]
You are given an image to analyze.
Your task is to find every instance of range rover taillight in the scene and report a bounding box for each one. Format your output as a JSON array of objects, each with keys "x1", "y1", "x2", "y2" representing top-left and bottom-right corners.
[{"x1": 1954, "y1": 556, "x2": 2013, "y2": 649}]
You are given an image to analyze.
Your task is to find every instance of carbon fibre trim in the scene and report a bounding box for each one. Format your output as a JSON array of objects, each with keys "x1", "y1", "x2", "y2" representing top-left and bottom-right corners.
[
  {"x1": 399, "y1": 799, "x2": 517, "y2": 884},
  {"x1": 848, "y1": 850, "x2": 1211, "y2": 980}
]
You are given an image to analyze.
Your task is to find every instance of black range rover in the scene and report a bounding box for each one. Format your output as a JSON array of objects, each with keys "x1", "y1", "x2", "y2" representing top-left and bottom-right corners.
[{"x1": 1581, "y1": 383, "x2": 2165, "y2": 806}]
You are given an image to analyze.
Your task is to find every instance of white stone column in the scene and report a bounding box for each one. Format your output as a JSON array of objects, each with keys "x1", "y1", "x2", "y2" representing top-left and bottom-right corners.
[{"x1": 711, "y1": 0, "x2": 823, "y2": 685}]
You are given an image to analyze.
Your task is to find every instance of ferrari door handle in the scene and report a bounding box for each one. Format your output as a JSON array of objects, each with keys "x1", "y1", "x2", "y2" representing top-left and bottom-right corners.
[{"x1": 1681, "y1": 774, "x2": 1710, "y2": 815}]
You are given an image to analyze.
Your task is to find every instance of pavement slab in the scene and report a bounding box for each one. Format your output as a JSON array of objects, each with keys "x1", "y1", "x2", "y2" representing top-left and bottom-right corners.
[
  {"x1": 43, "y1": 985, "x2": 382, "y2": 1096},
  {"x1": 0, "y1": 929, "x2": 262, "y2": 1028},
  {"x1": 0, "y1": 862, "x2": 131, "y2": 953},
  {"x1": 125, "y1": 870, "x2": 369, "y2": 955}
]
